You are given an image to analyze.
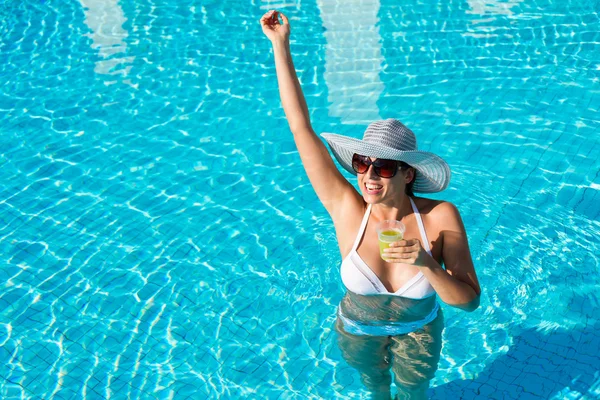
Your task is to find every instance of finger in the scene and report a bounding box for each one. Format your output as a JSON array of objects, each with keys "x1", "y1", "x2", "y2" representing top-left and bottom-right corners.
[
  {"x1": 260, "y1": 10, "x2": 275, "y2": 20},
  {"x1": 389, "y1": 240, "x2": 409, "y2": 248},
  {"x1": 384, "y1": 251, "x2": 413, "y2": 259},
  {"x1": 384, "y1": 246, "x2": 412, "y2": 254},
  {"x1": 398, "y1": 239, "x2": 419, "y2": 248},
  {"x1": 260, "y1": 10, "x2": 276, "y2": 25},
  {"x1": 279, "y1": 12, "x2": 289, "y2": 25}
]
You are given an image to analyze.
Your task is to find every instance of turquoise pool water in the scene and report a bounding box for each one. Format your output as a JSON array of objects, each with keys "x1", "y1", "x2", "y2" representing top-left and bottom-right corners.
[{"x1": 1, "y1": 0, "x2": 599, "y2": 398}]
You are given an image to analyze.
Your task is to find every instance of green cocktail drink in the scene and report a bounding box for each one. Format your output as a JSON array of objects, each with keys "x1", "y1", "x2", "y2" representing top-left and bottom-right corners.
[
  {"x1": 378, "y1": 230, "x2": 404, "y2": 257},
  {"x1": 376, "y1": 221, "x2": 406, "y2": 261}
]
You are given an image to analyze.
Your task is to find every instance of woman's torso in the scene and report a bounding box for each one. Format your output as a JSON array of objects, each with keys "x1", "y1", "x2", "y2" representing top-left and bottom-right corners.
[
  {"x1": 335, "y1": 196, "x2": 445, "y2": 327},
  {"x1": 335, "y1": 196, "x2": 444, "y2": 292}
]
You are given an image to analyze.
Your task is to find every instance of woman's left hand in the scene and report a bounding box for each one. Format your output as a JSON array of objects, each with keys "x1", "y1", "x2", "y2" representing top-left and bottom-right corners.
[{"x1": 383, "y1": 239, "x2": 432, "y2": 268}]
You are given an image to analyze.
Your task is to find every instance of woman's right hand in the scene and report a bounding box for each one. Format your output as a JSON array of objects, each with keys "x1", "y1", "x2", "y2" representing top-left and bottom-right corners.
[
  {"x1": 258, "y1": 9, "x2": 359, "y2": 223},
  {"x1": 259, "y1": 10, "x2": 290, "y2": 43}
]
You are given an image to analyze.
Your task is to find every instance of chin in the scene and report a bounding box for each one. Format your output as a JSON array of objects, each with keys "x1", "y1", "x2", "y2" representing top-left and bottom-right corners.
[{"x1": 362, "y1": 193, "x2": 385, "y2": 204}]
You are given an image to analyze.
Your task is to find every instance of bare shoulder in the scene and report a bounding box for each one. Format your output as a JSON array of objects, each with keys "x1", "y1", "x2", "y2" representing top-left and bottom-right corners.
[
  {"x1": 414, "y1": 197, "x2": 464, "y2": 232},
  {"x1": 412, "y1": 196, "x2": 456, "y2": 216},
  {"x1": 431, "y1": 200, "x2": 462, "y2": 220}
]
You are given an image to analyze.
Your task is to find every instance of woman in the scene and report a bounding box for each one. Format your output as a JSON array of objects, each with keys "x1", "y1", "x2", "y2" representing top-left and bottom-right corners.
[{"x1": 260, "y1": 10, "x2": 481, "y2": 400}]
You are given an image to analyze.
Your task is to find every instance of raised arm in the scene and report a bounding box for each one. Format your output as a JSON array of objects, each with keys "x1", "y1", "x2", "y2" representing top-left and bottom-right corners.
[{"x1": 259, "y1": 10, "x2": 359, "y2": 218}]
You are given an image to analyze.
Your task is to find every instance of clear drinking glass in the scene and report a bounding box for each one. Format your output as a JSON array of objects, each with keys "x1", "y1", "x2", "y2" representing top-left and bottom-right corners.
[{"x1": 376, "y1": 220, "x2": 405, "y2": 261}]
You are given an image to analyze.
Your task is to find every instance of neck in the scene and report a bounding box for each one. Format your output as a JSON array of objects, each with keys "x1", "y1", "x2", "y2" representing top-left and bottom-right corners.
[{"x1": 370, "y1": 195, "x2": 414, "y2": 221}]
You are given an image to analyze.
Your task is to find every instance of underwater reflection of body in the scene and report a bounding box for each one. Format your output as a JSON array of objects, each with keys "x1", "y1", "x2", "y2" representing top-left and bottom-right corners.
[{"x1": 336, "y1": 292, "x2": 444, "y2": 400}]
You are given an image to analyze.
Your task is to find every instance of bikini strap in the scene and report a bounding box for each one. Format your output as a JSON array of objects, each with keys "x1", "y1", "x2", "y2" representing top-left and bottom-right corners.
[
  {"x1": 409, "y1": 197, "x2": 432, "y2": 255},
  {"x1": 351, "y1": 204, "x2": 372, "y2": 252}
]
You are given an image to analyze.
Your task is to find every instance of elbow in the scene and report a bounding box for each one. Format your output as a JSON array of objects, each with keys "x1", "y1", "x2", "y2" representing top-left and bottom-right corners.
[
  {"x1": 445, "y1": 288, "x2": 480, "y2": 312},
  {"x1": 289, "y1": 121, "x2": 313, "y2": 135},
  {"x1": 457, "y1": 293, "x2": 480, "y2": 312}
]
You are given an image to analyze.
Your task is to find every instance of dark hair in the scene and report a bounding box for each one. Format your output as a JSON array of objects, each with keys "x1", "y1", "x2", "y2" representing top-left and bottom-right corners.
[{"x1": 399, "y1": 162, "x2": 416, "y2": 196}]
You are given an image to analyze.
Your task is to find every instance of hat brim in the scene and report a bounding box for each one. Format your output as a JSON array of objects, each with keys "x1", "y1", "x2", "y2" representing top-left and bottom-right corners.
[{"x1": 321, "y1": 133, "x2": 451, "y2": 193}]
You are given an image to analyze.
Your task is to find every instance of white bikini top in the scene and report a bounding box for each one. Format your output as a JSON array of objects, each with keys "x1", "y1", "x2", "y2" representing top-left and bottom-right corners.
[{"x1": 340, "y1": 197, "x2": 436, "y2": 299}]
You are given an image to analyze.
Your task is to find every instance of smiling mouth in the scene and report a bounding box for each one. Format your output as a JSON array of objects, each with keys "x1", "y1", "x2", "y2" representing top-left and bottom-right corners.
[{"x1": 365, "y1": 183, "x2": 383, "y2": 194}]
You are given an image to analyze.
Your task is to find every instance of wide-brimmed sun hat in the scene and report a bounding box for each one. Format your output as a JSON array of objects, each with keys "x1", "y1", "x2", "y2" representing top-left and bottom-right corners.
[{"x1": 321, "y1": 118, "x2": 451, "y2": 193}]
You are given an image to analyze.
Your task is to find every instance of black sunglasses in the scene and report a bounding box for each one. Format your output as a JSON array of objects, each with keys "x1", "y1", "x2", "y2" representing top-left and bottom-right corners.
[{"x1": 352, "y1": 154, "x2": 407, "y2": 178}]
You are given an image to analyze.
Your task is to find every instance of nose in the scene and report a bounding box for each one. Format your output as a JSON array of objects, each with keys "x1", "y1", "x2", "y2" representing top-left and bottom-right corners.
[{"x1": 364, "y1": 163, "x2": 380, "y2": 180}]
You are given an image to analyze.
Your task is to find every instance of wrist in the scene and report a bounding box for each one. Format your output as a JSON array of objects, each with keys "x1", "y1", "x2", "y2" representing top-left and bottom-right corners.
[
  {"x1": 421, "y1": 253, "x2": 440, "y2": 271},
  {"x1": 271, "y1": 38, "x2": 290, "y2": 50}
]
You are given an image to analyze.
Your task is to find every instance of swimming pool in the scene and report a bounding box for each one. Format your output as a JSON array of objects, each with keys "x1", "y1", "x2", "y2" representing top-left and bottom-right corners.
[{"x1": 1, "y1": 0, "x2": 599, "y2": 398}]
